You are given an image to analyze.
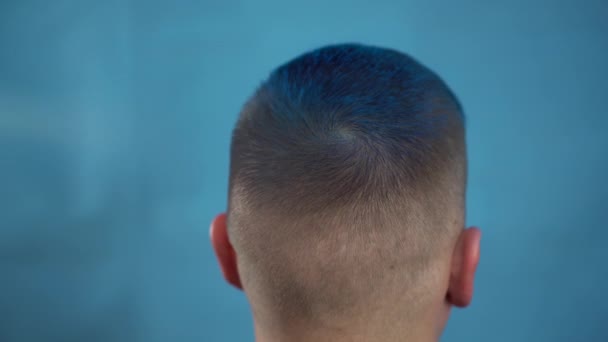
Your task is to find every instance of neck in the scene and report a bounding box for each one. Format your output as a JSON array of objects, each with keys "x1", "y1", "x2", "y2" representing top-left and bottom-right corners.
[
  {"x1": 250, "y1": 296, "x2": 450, "y2": 342},
  {"x1": 253, "y1": 319, "x2": 440, "y2": 342}
]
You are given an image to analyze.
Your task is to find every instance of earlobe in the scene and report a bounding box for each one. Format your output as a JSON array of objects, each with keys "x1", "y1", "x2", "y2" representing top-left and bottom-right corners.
[
  {"x1": 447, "y1": 227, "x2": 481, "y2": 308},
  {"x1": 210, "y1": 213, "x2": 243, "y2": 290}
]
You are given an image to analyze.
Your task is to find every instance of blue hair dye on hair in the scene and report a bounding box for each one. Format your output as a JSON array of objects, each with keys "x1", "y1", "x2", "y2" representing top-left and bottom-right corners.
[{"x1": 230, "y1": 43, "x2": 465, "y2": 212}]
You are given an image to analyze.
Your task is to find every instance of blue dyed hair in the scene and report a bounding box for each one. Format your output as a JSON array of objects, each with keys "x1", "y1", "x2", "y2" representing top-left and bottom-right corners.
[{"x1": 229, "y1": 43, "x2": 466, "y2": 215}]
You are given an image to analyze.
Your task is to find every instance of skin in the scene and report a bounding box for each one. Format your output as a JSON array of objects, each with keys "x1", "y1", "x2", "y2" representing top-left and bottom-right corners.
[{"x1": 210, "y1": 212, "x2": 480, "y2": 342}]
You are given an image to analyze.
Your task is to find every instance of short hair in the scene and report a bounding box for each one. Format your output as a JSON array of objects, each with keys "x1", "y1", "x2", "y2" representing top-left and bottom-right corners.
[{"x1": 227, "y1": 43, "x2": 466, "y2": 326}]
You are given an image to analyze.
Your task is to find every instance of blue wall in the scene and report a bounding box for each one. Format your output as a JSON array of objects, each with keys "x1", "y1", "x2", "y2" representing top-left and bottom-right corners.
[{"x1": 1, "y1": 1, "x2": 607, "y2": 341}]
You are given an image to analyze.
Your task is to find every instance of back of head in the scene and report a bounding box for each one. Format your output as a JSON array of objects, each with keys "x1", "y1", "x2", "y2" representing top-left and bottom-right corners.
[{"x1": 227, "y1": 43, "x2": 467, "y2": 339}]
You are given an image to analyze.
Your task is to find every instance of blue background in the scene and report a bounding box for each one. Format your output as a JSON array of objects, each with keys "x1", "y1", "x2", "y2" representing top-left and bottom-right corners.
[{"x1": 1, "y1": 1, "x2": 607, "y2": 341}]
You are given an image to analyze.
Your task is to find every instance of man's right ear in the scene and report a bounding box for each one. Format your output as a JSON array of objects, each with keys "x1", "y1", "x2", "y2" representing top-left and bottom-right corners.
[
  {"x1": 210, "y1": 213, "x2": 243, "y2": 290},
  {"x1": 446, "y1": 226, "x2": 481, "y2": 307}
]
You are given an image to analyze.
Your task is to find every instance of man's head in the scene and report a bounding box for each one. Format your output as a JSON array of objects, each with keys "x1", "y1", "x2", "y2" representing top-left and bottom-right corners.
[{"x1": 211, "y1": 43, "x2": 480, "y2": 342}]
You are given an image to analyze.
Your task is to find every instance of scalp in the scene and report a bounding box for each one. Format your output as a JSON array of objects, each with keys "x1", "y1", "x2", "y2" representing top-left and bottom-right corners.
[{"x1": 227, "y1": 43, "x2": 466, "y2": 324}]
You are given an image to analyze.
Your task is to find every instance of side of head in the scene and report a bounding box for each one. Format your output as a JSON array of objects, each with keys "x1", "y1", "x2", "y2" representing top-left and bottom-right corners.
[{"x1": 211, "y1": 44, "x2": 480, "y2": 341}]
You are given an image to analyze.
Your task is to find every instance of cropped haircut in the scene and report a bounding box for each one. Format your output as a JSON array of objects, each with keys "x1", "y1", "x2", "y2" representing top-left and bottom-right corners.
[{"x1": 227, "y1": 43, "x2": 467, "y2": 324}]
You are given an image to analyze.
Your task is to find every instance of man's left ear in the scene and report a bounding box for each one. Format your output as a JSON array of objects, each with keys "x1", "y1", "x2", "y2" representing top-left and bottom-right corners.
[{"x1": 210, "y1": 213, "x2": 243, "y2": 290}]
